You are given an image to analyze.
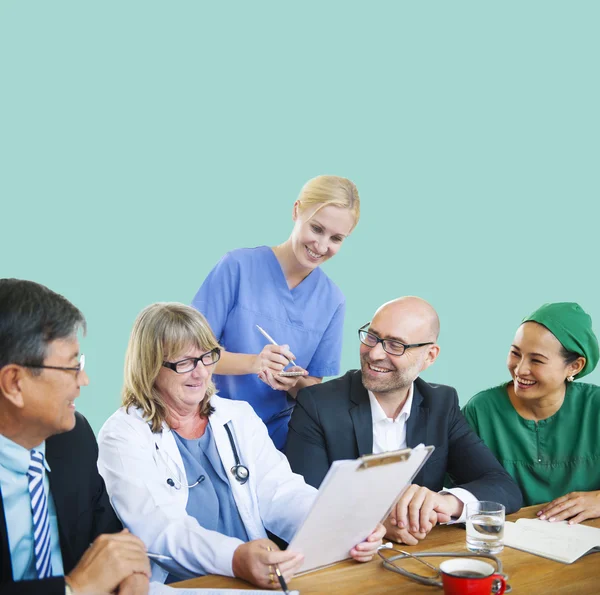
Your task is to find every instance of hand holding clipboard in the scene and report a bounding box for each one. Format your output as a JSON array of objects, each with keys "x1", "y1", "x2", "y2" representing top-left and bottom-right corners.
[{"x1": 288, "y1": 445, "x2": 434, "y2": 574}]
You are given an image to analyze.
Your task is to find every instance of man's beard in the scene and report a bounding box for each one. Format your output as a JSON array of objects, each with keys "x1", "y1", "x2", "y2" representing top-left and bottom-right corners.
[{"x1": 360, "y1": 353, "x2": 416, "y2": 394}]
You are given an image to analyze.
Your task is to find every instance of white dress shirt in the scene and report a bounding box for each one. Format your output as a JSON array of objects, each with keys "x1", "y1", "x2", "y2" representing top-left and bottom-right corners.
[
  {"x1": 0, "y1": 434, "x2": 64, "y2": 580},
  {"x1": 368, "y1": 384, "x2": 476, "y2": 522},
  {"x1": 369, "y1": 384, "x2": 414, "y2": 454}
]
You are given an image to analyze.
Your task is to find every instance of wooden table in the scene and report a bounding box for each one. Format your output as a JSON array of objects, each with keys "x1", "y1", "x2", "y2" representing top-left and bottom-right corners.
[{"x1": 173, "y1": 506, "x2": 600, "y2": 594}]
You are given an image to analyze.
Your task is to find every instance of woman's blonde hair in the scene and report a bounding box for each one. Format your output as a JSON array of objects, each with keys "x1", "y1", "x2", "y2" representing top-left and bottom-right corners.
[
  {"x1": 296, "y1": 175, "x2": 360, "y2": 231},
  {"x1": 122, "y1": 302, "x2": 221, "y2": 432}
]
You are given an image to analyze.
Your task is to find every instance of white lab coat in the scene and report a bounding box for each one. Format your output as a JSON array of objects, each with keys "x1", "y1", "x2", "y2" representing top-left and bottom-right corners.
[{"x1": 97, "y1": 395, "x2": 317, "y2": 583}]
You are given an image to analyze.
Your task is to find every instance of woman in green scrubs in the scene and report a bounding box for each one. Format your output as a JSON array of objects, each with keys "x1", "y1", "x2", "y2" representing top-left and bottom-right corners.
[{"x1": 463, "y1": 302, "x2": 600, "y2": 523}]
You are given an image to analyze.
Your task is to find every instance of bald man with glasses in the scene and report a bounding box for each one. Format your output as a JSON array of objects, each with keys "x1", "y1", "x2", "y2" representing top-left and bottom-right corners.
[
  {"x1": 285, "y1": 297, "x2": 522, "y2": 546},
  {"x1": 0, "y1": 279, "x2": 150, "y2": 595}
]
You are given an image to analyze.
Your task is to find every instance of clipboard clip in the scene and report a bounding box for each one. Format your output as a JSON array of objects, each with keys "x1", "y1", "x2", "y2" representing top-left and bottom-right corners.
[{"x1": 357, "y1": 449, "x2": 411, "y2": 470}]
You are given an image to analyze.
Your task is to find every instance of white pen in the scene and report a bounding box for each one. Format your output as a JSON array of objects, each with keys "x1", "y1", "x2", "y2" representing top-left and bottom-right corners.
[
  {"x1": 147, "y1": 552, "x2": 173, "y2": 561},
  {"x1": 89, "y1": 545, "x2": 173, "y2": 563},
  {"x1": 255, "y1": 325, "x2": 297, "y2": 366}
]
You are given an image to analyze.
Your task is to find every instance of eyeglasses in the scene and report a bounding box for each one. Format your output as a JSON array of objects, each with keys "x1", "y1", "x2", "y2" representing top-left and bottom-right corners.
[
  {"x1": 162, "y1": 348, "x2": 221, "y2": 374},
  {"x1": 22, "y1": 353, "x2": 86, "y2": 374},
  {"x1": 358, "y1": 323, "x2": 434, "y2": 357}
]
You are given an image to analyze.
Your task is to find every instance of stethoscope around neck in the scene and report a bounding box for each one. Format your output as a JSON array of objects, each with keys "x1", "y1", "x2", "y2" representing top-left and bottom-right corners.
[
  {"x1": 224, "y1": 423, "x2": 250, "y2": 484},
  {"x1": 154, "y1": 422, "x2": 250, "y2": 489}
]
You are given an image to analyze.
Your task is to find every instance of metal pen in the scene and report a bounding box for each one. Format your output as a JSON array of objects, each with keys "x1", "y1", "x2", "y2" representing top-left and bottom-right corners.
[
  {"x1": 267, "y1": 546, "x2": 291, "y2": 594},
  {"x1": 255, "y1": 325, "x2": 297, "y2": 366},
  {"x1": 274, "y1": 564, "x2": 290, "y2": 594}
]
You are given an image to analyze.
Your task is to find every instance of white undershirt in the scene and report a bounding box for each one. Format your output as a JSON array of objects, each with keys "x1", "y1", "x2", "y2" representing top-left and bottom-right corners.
[{"x1": 368, "y1": 384, "x2": 476, "y2": 522}]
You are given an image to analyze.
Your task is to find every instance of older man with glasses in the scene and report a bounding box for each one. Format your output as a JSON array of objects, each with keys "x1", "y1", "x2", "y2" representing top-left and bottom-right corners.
[
  {"x1": 0, "y1": 279, "x2": 150, "y2": 595},
  {"x1": 285, "y1": 296, "x2": 522, "y2": 546}
]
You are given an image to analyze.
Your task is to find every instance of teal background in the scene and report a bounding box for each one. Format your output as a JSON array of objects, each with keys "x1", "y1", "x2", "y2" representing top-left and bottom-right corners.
[{"x1": 1, "y1": 2, "x2": 598, "y2": 434}]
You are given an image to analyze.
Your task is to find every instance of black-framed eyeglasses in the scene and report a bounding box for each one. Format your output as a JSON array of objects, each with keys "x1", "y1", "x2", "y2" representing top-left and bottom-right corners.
[
  {"x1": 162, "y1": 348, "x2": 221, "y2": 374},
  {"x1": 358, "y1": 323, "x2": 434, "y2": 357},
  {"x1": 22, "y1": 353, "x2": 86, "y2": 374}
]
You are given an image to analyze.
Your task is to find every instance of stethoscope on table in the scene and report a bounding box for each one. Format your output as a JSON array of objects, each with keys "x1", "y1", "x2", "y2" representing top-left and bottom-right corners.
[
  {"x1": 154, "y1": 422, "x2": 250, "y2": 489},
  {"x1": 377, "y1": 545, "x2": 512, "y2": 593}
]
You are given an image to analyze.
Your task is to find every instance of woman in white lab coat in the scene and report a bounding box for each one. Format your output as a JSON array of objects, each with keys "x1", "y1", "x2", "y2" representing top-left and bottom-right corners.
[{"x1": 97, "y1": 302, "x2": 384, "y2": 588}]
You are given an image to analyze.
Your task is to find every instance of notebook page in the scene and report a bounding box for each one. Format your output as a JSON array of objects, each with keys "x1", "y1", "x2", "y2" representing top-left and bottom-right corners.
[{"x1": 504, "y1": 518, "x2": 600, "y2": 563}]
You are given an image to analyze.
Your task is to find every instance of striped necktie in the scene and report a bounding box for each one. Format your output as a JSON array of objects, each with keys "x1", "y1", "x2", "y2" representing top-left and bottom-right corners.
[{"x1": 27, "y1": 450, "x2": 53, "y2": 579}]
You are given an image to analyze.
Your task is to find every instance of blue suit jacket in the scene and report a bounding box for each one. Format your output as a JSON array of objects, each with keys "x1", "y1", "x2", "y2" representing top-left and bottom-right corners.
[
  {"x1": 285, "y1": 371, "x2": 523, "y2": 513},
  {"x1": 0, "y1": 413, "x2": 122, "y2": 595}
]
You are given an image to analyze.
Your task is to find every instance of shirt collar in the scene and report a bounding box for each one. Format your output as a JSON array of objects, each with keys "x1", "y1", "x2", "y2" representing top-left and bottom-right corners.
[
  {"x1": 368, "y1": 383, "x2": 414, "y2": 424},
  {"x1": 0, "y1": 434, "x2": 50, "y2": 474}
]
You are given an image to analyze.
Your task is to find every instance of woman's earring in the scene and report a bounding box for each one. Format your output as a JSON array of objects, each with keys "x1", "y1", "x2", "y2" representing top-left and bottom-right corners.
[{"x1": 567, "y1": 375, "x2": 575, "y2": 382}]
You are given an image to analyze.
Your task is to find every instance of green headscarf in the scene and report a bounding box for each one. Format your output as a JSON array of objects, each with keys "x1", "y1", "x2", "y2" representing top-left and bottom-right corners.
[{"x1": 522, "y1": 302, "x2": 599, "y2": 378}]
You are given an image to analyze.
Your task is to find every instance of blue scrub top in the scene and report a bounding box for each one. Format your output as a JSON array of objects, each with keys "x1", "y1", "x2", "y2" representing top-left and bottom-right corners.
[
  {"x1": 192, "y1": 246, "x2": 345, "y2": 449},
  {"x1": 165, "y1": 424, "x2": 249, "y2": 583}
]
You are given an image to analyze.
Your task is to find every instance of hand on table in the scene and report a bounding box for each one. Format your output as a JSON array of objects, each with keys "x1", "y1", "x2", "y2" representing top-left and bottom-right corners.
[
  {"x1": 384, "y1": 509, "x2": 438, "y2": 545},
  {"x1": 350, "y1": 523, "x2": 386, "y2": 562},
  {"x1": 66, "y1": 530, "x2": 150, "y2": 595},
  {"x1": 384, "y1": 485, "x2": 462, "y2": 544},
  {"x1": 117, "y1": 572, "x2": 150, "y2": 595},
  {"x1": 232, "y1": 538, "x2": 304, "y2": 589},
  {"x1": 537, "y1": 490, "x2": 600, "y2": 524}
]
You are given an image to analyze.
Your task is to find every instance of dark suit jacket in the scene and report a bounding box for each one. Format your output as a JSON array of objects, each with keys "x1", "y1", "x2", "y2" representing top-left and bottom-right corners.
[
  {"x1": 286, "y1": 371, "x2": 522, "y2": 513},
  {"x1": 0, "y1": 413, "x2": 122, "y2": 595}
]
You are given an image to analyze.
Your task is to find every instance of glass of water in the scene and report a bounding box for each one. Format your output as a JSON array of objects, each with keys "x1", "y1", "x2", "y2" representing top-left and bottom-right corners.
[{"x1": 465, "y1": 500, "x2": 505, "y2": 554}]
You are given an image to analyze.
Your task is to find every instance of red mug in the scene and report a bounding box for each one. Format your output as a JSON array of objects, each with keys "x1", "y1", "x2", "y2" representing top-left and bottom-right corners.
[{"x1": 439, "y1": 559, "x2": 506, "y2": 595}]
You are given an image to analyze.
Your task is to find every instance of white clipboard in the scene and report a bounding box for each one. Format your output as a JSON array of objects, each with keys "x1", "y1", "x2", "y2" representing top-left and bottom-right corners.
[{"x1": 288, "y1": 444, "x2": 434, "y2": 574}]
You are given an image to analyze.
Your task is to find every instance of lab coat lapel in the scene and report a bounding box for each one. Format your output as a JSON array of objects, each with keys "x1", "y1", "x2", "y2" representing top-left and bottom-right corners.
[
  {"x1": 209, "y1": 401, "x2": 264, "y2": 539},
  {"x1": 153, "y1": 420, "x2": 186, "y2": 486},
  {"x1": 209, "y1": 408, "x2": 236, "y2": 485}
]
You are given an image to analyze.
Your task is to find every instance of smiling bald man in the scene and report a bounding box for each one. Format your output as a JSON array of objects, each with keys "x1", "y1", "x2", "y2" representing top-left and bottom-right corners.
[{"x1": 285, "y1": 297, "x2": 522, "y2": 546}]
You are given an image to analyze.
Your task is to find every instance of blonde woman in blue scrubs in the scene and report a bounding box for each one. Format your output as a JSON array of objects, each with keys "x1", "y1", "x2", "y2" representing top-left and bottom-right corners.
[{"x1": 192, "y1": 175, "x2": 360, "y2": 449}]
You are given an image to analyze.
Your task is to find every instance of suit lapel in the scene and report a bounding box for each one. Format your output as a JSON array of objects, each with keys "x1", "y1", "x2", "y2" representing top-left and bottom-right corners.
[
  {"x1": 46, "y1": 441, "x2": 76, "y2": 571},
  {"x1": 406, "y1": 382, "x2": 428, "y2": 447},
  {"x1": 0, "y1": 488, "x2": 14, "y2": 581},
  {"x1": 406, "y1": 382, "x2": 430, "y2": 486},
  {"x1": 349, "y1": 373, "x2": 373, "y2": 456}
]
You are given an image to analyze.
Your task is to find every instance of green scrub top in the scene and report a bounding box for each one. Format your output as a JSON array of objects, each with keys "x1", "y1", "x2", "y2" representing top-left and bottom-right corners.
[{"x1": 463, "y1": 382, "x2": 600, "y2": 506}]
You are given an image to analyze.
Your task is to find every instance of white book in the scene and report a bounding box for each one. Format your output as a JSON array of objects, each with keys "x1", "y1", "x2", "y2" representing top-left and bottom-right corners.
[{"x1": 504, "y1": 518, "x2": 600, "y2": 564}]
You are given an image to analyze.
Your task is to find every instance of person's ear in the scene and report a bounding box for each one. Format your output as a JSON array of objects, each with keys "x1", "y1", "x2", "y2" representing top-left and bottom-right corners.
[
  {"x1": 0, "y1": 365, "x2": 27, "y2": 408},
  {"x1": 292, "y1": 200, "x2": 301, "y2": 222},
  {"x1": 421, "y1": 344, "x2": 441, "y2": 372},
  {"x1": 567, "y1": 356, "x2": 586, "y2": 381}
]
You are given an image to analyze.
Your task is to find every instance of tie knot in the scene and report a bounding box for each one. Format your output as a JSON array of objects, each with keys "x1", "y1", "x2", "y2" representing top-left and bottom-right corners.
[{"x1": 28, "y1": 450, "x2": 45, "y2": 476}]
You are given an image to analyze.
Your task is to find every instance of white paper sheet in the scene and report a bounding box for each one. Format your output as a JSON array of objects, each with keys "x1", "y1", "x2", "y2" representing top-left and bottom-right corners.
[
  {"x1": 149, "y1": 583, "x2": 298, "y2": 594},
  {"x1": 288, "y1": 444, "x2": 433, "y2": 573}
]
